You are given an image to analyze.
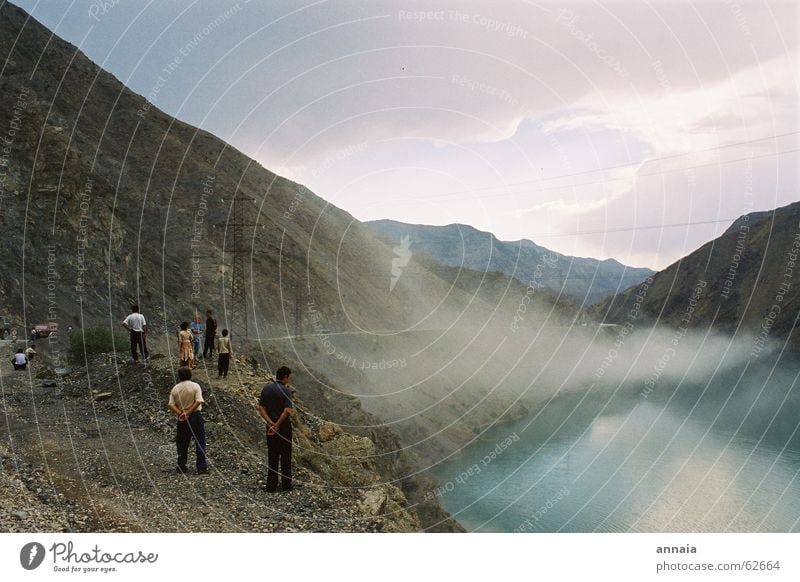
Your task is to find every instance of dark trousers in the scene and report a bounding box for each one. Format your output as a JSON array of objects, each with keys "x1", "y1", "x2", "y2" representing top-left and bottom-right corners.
[
  {"x1": 130, "y1": 331, "x2": 149, "y2": 361},
  {"x1": 218, "y1": 353, "x2": 230, "y2": 377},
  {"x1": 203, "y1": 334, "x2": 216, "y2": 358},
  {"x1": 266, "y1": 429, "x2": 292, "y2": 491},
  {"x1": 176, "y1": 412, "x2": 207, "y2": 471},
  {"x1": 13, "y1": 362, "x2": 26, "y2": 370}
]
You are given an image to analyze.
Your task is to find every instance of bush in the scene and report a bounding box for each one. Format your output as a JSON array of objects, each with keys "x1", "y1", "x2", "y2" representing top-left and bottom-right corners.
[{"x1": 69, "y1": 327, "x2": 129, "y2": 364}]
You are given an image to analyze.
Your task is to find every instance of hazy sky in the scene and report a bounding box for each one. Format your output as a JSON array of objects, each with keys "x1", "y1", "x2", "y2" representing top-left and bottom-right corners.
[{"x1": 11, "y1": 0, "x2": 799, "y2": 269}]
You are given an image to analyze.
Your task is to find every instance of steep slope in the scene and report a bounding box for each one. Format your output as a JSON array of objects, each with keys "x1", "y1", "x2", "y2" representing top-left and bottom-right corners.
[
  {"x1": 0, "y1": 342, "x2": 428, "y2": 532},
  {"x1": 0, "y1": 1, "x2": 574, "y2": 369},
  {"x1": 367, "y1": 219, "x2": 655, "y2": 304},
  {"x1": 0, "y1": 1, "x2": 586, "y2": 527},
  {"x1": 596, "y1": 201, "x2": 800, "y2": 350},
  {"x1": 0, "y1": 3, "x2": 471, "y2": 531},
  {"x1": 0, "y1": 2, "x2": 422, "y2": 336}
]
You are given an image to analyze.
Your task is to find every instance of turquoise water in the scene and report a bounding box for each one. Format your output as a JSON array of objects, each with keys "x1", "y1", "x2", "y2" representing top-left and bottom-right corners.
[{"x1": 432, "y1": 355, "x2": 800, "y2": 532}]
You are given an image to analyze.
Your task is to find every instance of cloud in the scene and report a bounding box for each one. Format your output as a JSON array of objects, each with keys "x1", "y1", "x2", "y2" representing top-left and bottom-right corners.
[
  {"x1": 181, "y1": 1, "x2": 797, "y2": 188},
  {"x1": 517, "y1": 49, "x2": 798, "y2": 232},
  {"x1": 514, "y1": 163, "x2": 645, "y2": 217},
  {"x1": 541, "y1": 51, "x2": 799, "y2": 159},
  {"x1": 15, "y1": 0, "x2": 798, "y2": 271}
]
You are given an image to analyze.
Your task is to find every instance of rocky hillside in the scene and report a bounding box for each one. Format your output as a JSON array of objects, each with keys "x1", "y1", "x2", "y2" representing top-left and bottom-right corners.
[
  {"x1": 0, "y1": 2, "x2": 551, "y2": 343},
  {"x1": 0, "y1": 2, "x2": 433, "y2": 336},
  {"x1": 368, "y1": 219, "x2": 654, "y2": 304},
  {"x1": 0, "y1": 338, "x2": 463, "y2": 532},
  {"x1": 596, "y1": 201, "x2": 800, "y2": 350},
  {"x1": 0, "y1": 0, "x2": 583, "y2": 487}
]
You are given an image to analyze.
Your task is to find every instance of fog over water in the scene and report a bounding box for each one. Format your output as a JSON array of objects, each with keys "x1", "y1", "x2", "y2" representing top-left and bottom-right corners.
[{"x1": 429, "y1": 333, "x2": 800, "y2": 532}]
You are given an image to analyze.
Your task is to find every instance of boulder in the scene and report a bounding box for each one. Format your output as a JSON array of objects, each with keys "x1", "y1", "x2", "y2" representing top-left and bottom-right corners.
[
  {"x1": 318, "y1": 421, "x2": 342, "y2": 442},
  {"x1": 358, "y1": 489, "x2": 386, "y2": 516}
]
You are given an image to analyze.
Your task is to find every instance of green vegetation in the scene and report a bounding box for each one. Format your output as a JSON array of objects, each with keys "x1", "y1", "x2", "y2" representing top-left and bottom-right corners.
[{"x1": 68, "y1": 327, "x2": 129, "y2": 364}]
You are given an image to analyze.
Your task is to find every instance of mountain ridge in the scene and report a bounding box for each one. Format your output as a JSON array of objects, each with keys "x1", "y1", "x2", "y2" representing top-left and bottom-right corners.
[
  {"x1": 0, "y1": 1, "x2": 476, "y2": 532},
  {"x1": 367, "y1": 218, "x2": 655, "y2": 304},
  {"x1": 596, "y1": 200, "x2": 800, "y2": 350},
  {"x1": 0, "y1": 1, "x2": 581, "y2": 531}
]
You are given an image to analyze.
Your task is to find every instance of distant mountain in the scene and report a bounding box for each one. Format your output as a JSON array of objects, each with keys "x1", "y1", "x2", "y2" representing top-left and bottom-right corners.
[
  {"x1": 597, "y1": 201, "x2": 800, "y2": 350},
  {"x1": 0, "y1": 0, "x2": 477, "y2": 531},
  {"x1": 367, "y1": 220, "x2": 655, "y2": 304},
  {"x1": 0, "y1": 1, "x2": 584, "y2": 528}
]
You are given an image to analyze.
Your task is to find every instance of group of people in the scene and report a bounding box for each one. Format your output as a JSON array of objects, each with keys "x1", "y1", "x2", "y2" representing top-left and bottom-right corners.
[
  {"x1": 168, "y1": 365, "x2": 295, "y2": 492},
  {"x1": 176, "y1": 309, "x2": 233, "y2": 378},
  {"x1": 121, "y1": 304, "x2": 292, "y2": 490},
  {"x1": 121, "y1": 305, "x2": 233, "y2": 379}
]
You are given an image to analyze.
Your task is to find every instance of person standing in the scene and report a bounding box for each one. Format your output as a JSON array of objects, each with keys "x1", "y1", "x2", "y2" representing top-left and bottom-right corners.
[
  {"x1": 168, "y1": 366, "x2": 208, "y2": 475},
  {"x1": 190, "y1": 315, "x2": 204, "y2": 362},
  {"x1": 177, "y1": 322, "x2": 195, "y2": 368},
  {"x1": 122, "y1": 304, "x2": 149, "y2": 363},
  {"x1": 216, "y1": 329, "x2": 232, "y2": 378},
  {"x1": 203, "y1": 309, "x2": 217, "y2": 359},
  {"x1": 258, "y1": 366, "x2": 294, "y2": 492}
]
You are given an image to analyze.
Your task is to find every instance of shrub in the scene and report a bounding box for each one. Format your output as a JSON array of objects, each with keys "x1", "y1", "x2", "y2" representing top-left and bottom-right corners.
[{"x1": 69, "y1": 327, "x2": 128, "y2": 364}]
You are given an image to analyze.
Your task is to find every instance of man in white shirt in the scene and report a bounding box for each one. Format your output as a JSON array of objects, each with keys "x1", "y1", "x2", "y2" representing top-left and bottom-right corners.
[
  {"x1": 121, "y1": 304, "x2": 149, "y2": 363},
  {"x1": 168, "y1": 366, "x2": 208, "y2": 475},
  {"x1": 12, "y1": 349, "x2": 27, "y2": 370}
]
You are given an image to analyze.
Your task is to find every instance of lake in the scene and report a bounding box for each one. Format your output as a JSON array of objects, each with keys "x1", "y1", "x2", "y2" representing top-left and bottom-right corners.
[{"x1": 432, "y1": 353, "x2": 800, "y2": 532}]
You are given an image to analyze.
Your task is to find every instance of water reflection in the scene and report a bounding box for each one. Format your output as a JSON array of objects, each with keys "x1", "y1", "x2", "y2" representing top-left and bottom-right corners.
[{"x1": 433, "y1": 353, "x2": 800, "y2": 532}]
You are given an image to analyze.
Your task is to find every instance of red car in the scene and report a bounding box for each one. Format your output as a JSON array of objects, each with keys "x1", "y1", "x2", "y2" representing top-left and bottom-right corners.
[{"x1": 34, "y1": 323, "x2": 58, "y2": 338}]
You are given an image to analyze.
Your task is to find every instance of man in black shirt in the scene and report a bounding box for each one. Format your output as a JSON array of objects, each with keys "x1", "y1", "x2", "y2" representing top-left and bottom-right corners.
[
  {"x1": 258, "y1": 366, "x2": 293, "y2": 492},
  {"x1": 203, "y1": 309, "x2": 217, "y2": 359}
]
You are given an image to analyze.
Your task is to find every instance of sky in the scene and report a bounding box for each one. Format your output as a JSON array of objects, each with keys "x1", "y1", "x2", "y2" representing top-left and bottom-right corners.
[{"x1": 10, "y1": 0, "x2": 799, "y2": 270}]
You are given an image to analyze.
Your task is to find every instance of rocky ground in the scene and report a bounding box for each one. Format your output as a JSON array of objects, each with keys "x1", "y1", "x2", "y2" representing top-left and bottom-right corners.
[{"x1": 0, "y1": 340, "x2": 428, "y2": 532}]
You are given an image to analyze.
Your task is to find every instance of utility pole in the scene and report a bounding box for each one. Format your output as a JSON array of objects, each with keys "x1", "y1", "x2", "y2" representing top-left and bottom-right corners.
[
  {"x1": 210, "y1": 193, "x2": 306, "y2": 341},
  {"x1": 225, "y1": 191, "x2": 256, "y2": 339},
  {"x1": 294, "y1": 283, "x2": 302, "y2": 337}
]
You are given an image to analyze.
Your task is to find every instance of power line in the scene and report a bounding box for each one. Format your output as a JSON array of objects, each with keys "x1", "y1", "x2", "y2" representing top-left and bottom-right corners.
[
  {"x1": 475, "y1": 128, "x2": 800, "y2": 191},
  {"x1": 368, "y1": 130, "x2": 800, "y2": 206},
  {"x1": 531, "y1": 217, "x2": 739, "y2": 238},
  {"x1": 408, "y1": 146, "x2": 800, "y2": 203}
]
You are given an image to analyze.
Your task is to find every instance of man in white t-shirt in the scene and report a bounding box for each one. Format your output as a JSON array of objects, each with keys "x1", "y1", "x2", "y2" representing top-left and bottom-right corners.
[
  {"x1": 168, "y1": 366, "x2": 208, "y2": 474},
  {"x1": 121, "y1": 304, "x2": 149, "y2": 363},
  {"x1": 12, "y1": 349, "x2": 27, "y2": 370}
]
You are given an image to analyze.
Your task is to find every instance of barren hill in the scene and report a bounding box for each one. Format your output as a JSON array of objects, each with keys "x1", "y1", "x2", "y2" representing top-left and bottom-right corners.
[
  {"x1": 596, "y1": 201, "x2": 800, "y2": 350},
  {"x1": 0, "y1": 2, "x2": 584, "y2": 531}
]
